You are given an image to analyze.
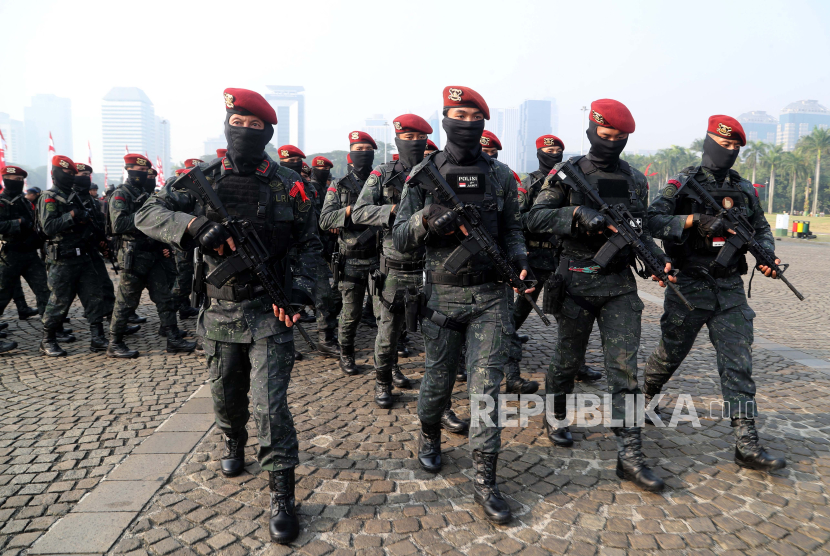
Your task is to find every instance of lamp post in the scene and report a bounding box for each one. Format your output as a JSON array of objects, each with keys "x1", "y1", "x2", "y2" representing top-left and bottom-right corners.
[{"x1": 580, "y1": 106, "x2": 588, "y2": 155}]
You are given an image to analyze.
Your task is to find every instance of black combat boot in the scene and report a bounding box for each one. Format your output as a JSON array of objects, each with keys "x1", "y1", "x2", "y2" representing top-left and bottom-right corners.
[
  {"x1": 575, "y1": 365, "x2": 602, "y2": 382},
  {"x1": 158, "y1": 325, "x2": 191, "y2": 338},
  {"x1": 164, "y1": 326, "x2": 197, "y2": 353},
  {"x1": 517, "y1": 333, "x2": 530, "y2": 344},
  {"x1": 391, "y1": 365, "x2": 412, "y2": 389},
  {"x1": 456, "y1": 368, "x2": 467, "y2": 382},
  {"x1": 55, "y1": 327, "x2": 76, "y2": 343},
  {"x1": 89, "y1": 323, "x2": 108, "y2": 352},
  {"x1": 544, "y1": 415, "x2": 574, "y2": 447},
  {"x1": 374, "y1": 369, "x2": 394, "y2": 409},
  {"x1": 178, "y1": 298, "x2": 199, "y2": 320},
  {"x1": 504, "y1": 360, "x2": 539, "y2": 395},
  {"x1": 220, "y1": 430, "x2": 248, "y2": 477},
  {"x1": 441, "y1": 399, "x2": 469, "y2": 435},
  {"x1": 339, "y1": 346, "x2": 359, "y2": 376},
  {"x1": 0, "y1": 331, "x2": 6, "y2": 338},
  {"x1": 399, "y1": 330, "x2": 410, "y2": 344},
  {"x1": 127, "y1": 311, "x2": 147, "y2": 324},
  {"x1": 733, "y1": 417, "x2": 787, "y2": 472},
  {"x1": 107, "y1": 333, "x2": 138, "y2": 359},
  {"x1": 397, "y1": 342, "x2": 411, "y2": 357},
  {"x1": 317, "y1": 330, "x2": 340, "y2": 358},
  {"x1": 269, "y1": 469, "x2": 299, "y2": 544},
  {"x1": 615, "y1": 427, "x2": 664, "y2": 492},
  {"x1": 17, "y1": 306, "x2": 39, "y2": 320},
  {"x1": 472, "y1": 451, "x2": 512, "y2": 524},
  {"x1": 124, "y1": 323, "x2": 141, "y2": 335},
  {"x1": 39, "y1": 328, "x2": 67, "y2": 357},
  {"x1": 0, "y1": 322, "x2": 8, "y2": 331},
  {"x1": 0, "y1": 339, "x2": 18, "y2": 353},
  {"x1": 418, "y1": 421, "x2": 442, "y2": 472}
]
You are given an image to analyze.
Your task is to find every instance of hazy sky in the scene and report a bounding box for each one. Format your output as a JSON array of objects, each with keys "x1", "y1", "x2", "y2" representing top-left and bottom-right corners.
[{"x1": 2, "y1": 0, "x2": 829, "y2": 165}]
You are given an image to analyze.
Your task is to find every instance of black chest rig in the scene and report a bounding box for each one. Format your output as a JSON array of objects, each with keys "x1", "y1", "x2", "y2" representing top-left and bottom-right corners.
[
  {"x1": 381, "y1": 161, "x2": 407, "y2": 206},
  {"x1": 524, "y1": 170, "x2": 555, "y2": 244},
  {"x1": 0, "y1": 194, "x2": 40, "y2": 251},
  {"x1": 339, "y1": 172, "x2": 369, "y2": 231}
]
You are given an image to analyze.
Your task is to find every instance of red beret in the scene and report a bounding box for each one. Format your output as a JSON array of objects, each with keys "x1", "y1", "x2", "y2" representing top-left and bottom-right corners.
[
  {"x1": 443, "y1": 85, "x2": 490, "y2": 120},
  {"x1": 392, "y1": 154, "x2": 400, "y2": 161},
  {"x1": 216, "y1": 148, "x2": 227, "y2": 158},
  {"x1": 312, "y1": 156, "x2": 333, "y2": 169},
  {"x1": 184, "y1": 158, "x2": 203, "y2": 169},
  {"x1": 52, "y1": 155, "x2": 77, "y2": 173},
  {"x1": 589, "y1": 99, "x2": 635, "y2": 133},
  {"x1": 1, "y1": 166, "x2": 27, "y2": 178},
  {"x1": 278, "y1": 145, "x2": 305, "y2": 159},
  {"x1": 348, "y1": 131, "x2": 377, "y2": 149},
  {"x1": 75, "y1": 162, "x2": 93, "y2": 173},
  {"x1": 124, "y1": 153, "x2": 152, "y2": 168},
  {"x1": 302, "y1": 161, "x2": 310, "y2": 170},
  {"x1": 536, "y1": 135, "x2": 565, "y2": 150},
  {"x1": 175, "y1": 168, "x2": 188, "y2": 176},
  {"x1": 707, "y1": 115, "x2": 746, "y2": 147},
  {"x1": 347, "y1": 154, "x2": 352, "y2": 164},
  {"x1": 223, "y1": 88, "x2": 277, "y2": 125},
  {"x1": 480, "y1": 130, "x2": 502, "y2": 150},
  {"x1": 392, "y1": 114, "x2": 433, "y2": 135},
  {"x1": 425, "y1": 139, "x2": 438, "y2": 152}
]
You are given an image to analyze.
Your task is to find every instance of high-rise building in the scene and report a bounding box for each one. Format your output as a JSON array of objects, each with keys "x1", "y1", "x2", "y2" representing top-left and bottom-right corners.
[
  {"x1": 739, "y1": 111, "x2": 777, "y2": 144},
  {"x1": 23, "y1": 94, "x2": 72, "y2": 168},
  {"x1": 486, "y1": 108, "x2": 521, "y2": 170},
  {"x1": 519, "y1": 100, "x2": 553, "y2": 173},
  {"x1": 427, "y1": 111, "x2": 441, "y2": 149},
  {"x1": 777, "y1": 100, "x2": 830, "y2": 151},
  {"x1": 362, "y1": 114, "x2": 390, "y2": 148},
  {"x1": 0, "y1": 113, "x2": 25, "y2": 164},
  {"x1": 543, "y1": 97, "x2": 559, "y2": 135},
  {"x1": 203, "y1": 135, "x2": 226, "y2": 158},
  {"x1": 155, "y1": 117, "x2": 171, "y2": 180},
  {"x1": 101, "y1": 87, "x2": 157, "y2": 184},
  {"x1": 264, "y1": 86, "x2": 305, "y2": 150}
]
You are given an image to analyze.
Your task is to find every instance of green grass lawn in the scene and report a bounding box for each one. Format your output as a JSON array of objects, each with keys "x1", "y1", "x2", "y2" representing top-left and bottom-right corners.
[{"x1": 766, "y1": 214, "x2": 830, "y2": 234}]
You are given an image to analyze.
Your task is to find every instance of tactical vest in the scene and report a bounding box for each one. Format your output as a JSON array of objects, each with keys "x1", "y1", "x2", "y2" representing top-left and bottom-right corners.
[
  {"x1": 0, "y1": 194, "x2": 40, "y2": 252},
  {"x1": 379, "y1": 161, "x2": 407, "y2": 205},
  {"x1": 110, "y1": 183, "x2": 155, "y2": 250},
  {"x1": 337, "y1": 172, "x2": 370, "y2": 232},
  {"x1": 523, "y1": 169, "x2": 556, "y2": 245}
]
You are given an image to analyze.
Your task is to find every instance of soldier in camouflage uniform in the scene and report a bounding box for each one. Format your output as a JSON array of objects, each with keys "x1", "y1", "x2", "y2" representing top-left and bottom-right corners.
[
  {"x1": 393, "y1": 86, "x2": 528, "y2": 524},
  {"x1": 106, "y1": 154, "x2": 195, "y2": 358},
  {"x1": 308, "y1": 156, "x2": 341, "y2": 357},
  {"x1": 526, "y1": 99, "x2": 670, "y2": 492},
  {"x1": 319, "y1": 131, "x2": 380, "y2": 375},
  {"x1": 37, "y1": 155, "x2": 109, "y2": 356},
  {"x1": 644, "y1": 115, "x2": 786, "y2": 473},
  {"x1": 170, "y1": 159, "x2": 206, "y2": 321},
  {"x1": 136, "y1": 89, "x2": 320, "y2": 544}
]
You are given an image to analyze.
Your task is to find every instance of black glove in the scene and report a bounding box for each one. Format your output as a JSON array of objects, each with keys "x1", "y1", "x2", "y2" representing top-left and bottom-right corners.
[
  {"x1": 187, "y1": 216, "x2": 231, "y2": 251},
  {"x1": 74, "y1": 208, "x2": 90, "y2": 222},
  {"x1": 696, "y1": 214, "x2": 726, "y2": 237},
  {"x1": 424, "y1": 204, "x2": 458, "y2": 235},
  {"x1": 574, "y1": 206, "x2": 606, "y2": 233}
]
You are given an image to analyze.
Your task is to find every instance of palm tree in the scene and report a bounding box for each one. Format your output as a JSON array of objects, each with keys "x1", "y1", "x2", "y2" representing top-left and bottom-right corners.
[
  {"x1": 743, "y1": 141, "x2": 767, "y2": 187},
  {"x1": 762, "y1": 144, "x2": 784, "y2": 213},
  {"x1": 781, "y1": 151, "x2": 806, "y2": 214},
  {"x1": 689, "y1": 137, "x2": 704, "y2": 156},
  {"x1": 797, "y1": 127, "x2": 830, "y2": 217}
]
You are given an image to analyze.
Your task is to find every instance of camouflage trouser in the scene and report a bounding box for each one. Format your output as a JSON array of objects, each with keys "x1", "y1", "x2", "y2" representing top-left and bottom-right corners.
[
  {"x1": 643, "y1": 287, "x2": 757, "y2": 418},
  {"x1": 418, "y1": 281, "x2": 512, "y2": 453},
  {"x1": 110, "y1": 250, "x2": 177, "y2": 335},
  {"x1": 371, "y1": 268, "x2": 421, "y2": 373},
  {"x1": 337, "y1": 259, "x2": 378, "y2": 349},
  {"x1": 315, "y1": 257, "x2": 340, "y2": 334},
  {"x1": 550, "y1": 291, "x2": 643, "y2": 421},
  {"x1": 0, "y1": 251, "x2": 49, "y2": 315},
  {"x1": 90, "y1": 252, "x2": 115, "y2": 317},
  {"x1": 204, "y1": 335, "x2": 298, "y2": 471},
  {"x1": 42, "y1": 255, "x2": 106, "y2": 330},
  {"x1": 171, "y1": 247, "x2": 194, "y2": 300}
]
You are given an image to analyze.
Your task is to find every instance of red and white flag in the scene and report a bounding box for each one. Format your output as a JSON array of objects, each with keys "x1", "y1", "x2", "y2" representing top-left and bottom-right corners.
[
  {"x1": 0, "y1": 129, "x2": 6, "y2": 173},
  {"x1": 87, "y1": 140, "x2": 93, "y2": 165},
  {"x1": 156, "y1": 156, "x2": 164, "y2": 189},
  {"x1": 104, "y1": 166, "x2": 108, "y2": 188},
  {"x1": 123, "y1": 145, "x2": 129, "y2": 183},
  {"x1": 48, "y1": 132, "x2": 56, "y2": 189}
]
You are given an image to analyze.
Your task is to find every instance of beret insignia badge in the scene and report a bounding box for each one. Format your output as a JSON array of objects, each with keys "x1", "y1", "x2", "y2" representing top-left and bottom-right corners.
[
  {"x1": 350, "y1": 132, "x2": 360, "y2": 141},
  {"x1": 592, "y1": 110, "x2": 605, "y2": 125},
  {"x1": 59, "y1": 160, "x2": 69, "y2": 168},
  {"x1": 280, "y1": 149, "x2": 289, "y2": 158},
  {"x1": 393, "y1": 121, "x2": 402, "y2": 131},
  {"x1": 136, "y1": 158, "x2": 147, "y2": 166},
  {"x1": 6, "y1": 168, "x2": 15, "y2": 174},
  {"x1": 224, "y1": 93, "x2": 235, "y2": 108},
  {"x1": 316, "y1": 160, "x2": 324, "y2": 166},
  {"x1": 448, "y1": 88, "x2": 463, "y2": 102},
  {"x1": 543, "y1": 137, "x2": 556, "y2": 146},
  {"x1": 480, "y1": 137, "x2": 491, "y2": 146},
  {"x1": 717, "y1": 123, "x2": 732, "y2": 137}
]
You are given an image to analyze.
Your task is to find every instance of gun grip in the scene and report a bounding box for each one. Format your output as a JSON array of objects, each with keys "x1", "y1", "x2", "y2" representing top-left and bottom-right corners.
[{"x1": 444, "y1": 236, "x2": 482, "y2": 274}]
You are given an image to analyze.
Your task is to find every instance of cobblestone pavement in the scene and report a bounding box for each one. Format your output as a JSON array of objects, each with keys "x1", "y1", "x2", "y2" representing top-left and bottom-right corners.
[{"x1": 2, "y1": 241, "x2": 830, "y2": 556}]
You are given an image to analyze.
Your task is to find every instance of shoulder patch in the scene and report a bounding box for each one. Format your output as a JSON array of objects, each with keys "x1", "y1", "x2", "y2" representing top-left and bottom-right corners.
[
  {"x1": 113, "y1": 196, "x2": 126, "y2": 201},
  {"x1": 370, "y1": 170, "x2": 381, "y2": 177},
  {"x1": 44, "y1": 198, "x2": 56, "y2": 203},
  {"x1": 662, "y1": 184, "x2": 678, "y2": 198},
  {"x1": 365, "y1": 173, "x2": 379, "y2": 187},
  {"x1": 327, "y1": 187, "x2": 337, "y2": 193}
]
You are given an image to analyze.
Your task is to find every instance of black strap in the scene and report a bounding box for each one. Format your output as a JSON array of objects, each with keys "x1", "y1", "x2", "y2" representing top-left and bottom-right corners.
[
  {"x1": 341, "y1": 246, "x2": 378, "y2": 259},
  {"x1": 380, "y1": 255, "x2": 424, "y2": 273},
  {"x1": 205, "y1": 282, "x2": 266, "y2": 301},
  {"x1": 419, "y1": 306, "x2": 466, "y2": 332},
  {"x1": 425, "y1": 269, "x2": 499, "y2": 286}
]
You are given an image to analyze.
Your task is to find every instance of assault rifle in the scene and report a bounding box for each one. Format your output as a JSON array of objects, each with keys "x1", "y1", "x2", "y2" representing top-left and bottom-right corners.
[
  {"x1": 555, "y1": 161, "x2": 695, "y2": 311},
  {"x1": 68, "y1": 191, "x2": 119, "y2": 274},
  {"x1": 681, "y1": 175, "x2": 804, "y2": 301},
  {"x1": 178, "y1": 166, "x2": 317, "y2": 350},
  {"x1": 412, "y1": 161, "x2": 551, "y2": 326}
]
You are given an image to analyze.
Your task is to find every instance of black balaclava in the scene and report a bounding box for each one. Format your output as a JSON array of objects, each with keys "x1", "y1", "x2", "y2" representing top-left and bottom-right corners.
[
  {"x1": 537, "y1": 150, "x2": 563, "y2": 175},
  {"x1": 144, "y1": 174, "x2": 157, "y2": 193},
  {"x1": 487, "y1": 151, "x2": 499, "y2": 159},
  {"x1": 2, "y1": 179, "x2": 24, "y2": 197},
  {"x1": 280, "y1": 160, "x2": 304, "y2": 175},
  {"x1": 72, "y1": 174, "x2": 91, "y2": 193},
  {"x1": 126, "y1": 169, "x2": 148, "y2": 189},
  {"x1": 701, "y1": 134, "x2": 740, "y2": 183},
  {"x1": 395, "y1": 137, "x2": 427, "y2": 168},
  {"x1": 350, "y1": 150, "x2": 374, "y2": 179},
  {"x1": 442, "y1": 117, "x2": 485, "y2": 165},
  {"x1": 224, "y1": 113, "x2": 274, "y2": 175},
  {"x1": 586, "y1": 121, "x2": 627, "y2": 169},
  {"x1": 52, "y1": 168, "x2": 75, "y2": 190},
  {"x1": 311, "y1": 168, "x2": 330, "y2": 183}
]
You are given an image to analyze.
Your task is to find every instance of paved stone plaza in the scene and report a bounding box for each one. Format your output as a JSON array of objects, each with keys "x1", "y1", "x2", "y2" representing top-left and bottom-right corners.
[{"x1": 2, "y1": 238, "x2": 830, "y2": 556}]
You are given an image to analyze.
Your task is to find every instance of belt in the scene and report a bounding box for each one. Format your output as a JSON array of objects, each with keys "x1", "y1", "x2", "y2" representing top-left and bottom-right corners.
[
  {"x1": 419, "y1": 306, "x2": 467, "y2": 332},
  {"x1": 680, "y1": 264, "x2": 741, "y2": 280},
  {"x1": 205, "y1": 282, "x2": 266, "y2": 302},
  {"x1": 527, "y1": 240, "x2": 554, "y2": 249},
  {"x1": 380, "y1": 255, "x2": 424, "y2": 273},
  {"x1": 425, "y1": 269, "x2": 500, "y2": 287},
  {"x1": 341, "y1": 246, "x2": 378, "y2": 259},
  {"x1": 123, "y1": 240, "x2": 162, "y2": 253},
  {"x1": 47, "y1": 244, "x2": 89, "y2": 260}
]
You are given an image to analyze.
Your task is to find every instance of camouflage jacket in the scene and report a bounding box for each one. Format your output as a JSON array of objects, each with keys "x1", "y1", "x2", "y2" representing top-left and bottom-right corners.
[
  {"x1": 319, "y1": 169, "x2": 380, "y2": 265},
  {"x1": 392, "y1": 151, "x2": 526, "y2": 275},
  {"x1": 0, "y1": 192, "x2": 40, "y2": 252},
  {"x1": 38, "y1": 185, "x2": 105, "y2": 257},
  {"x1": 526, "y1": 156, "x2": 664, "y2": 297},
  {"x1": 109, "y1": 182, "x2": 159, "y2": 249},
  {"x1": 352, "y1": 160, "x2": 424, "y2": 263},
  {"x1": 135, "y1": 155, "x2": 322, "y2": 343},
  {"x1": 520, "y1": 169, "x2": 558, "y2": 271}
]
